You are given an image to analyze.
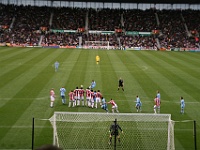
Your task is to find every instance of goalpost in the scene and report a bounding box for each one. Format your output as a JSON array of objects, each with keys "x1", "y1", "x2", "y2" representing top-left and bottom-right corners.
[
  {"x1": 49, "y1": 112, "x2": 175, "y2": 150},
  {"x1": 84, "y1": 41, "x2": 110, "y2": 50}
]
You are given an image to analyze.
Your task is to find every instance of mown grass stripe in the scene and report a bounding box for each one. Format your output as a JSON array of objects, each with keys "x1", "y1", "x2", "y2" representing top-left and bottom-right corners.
[
  {"x1": 170, "y1": 52, "x2": 200, "y2": 61},
  {"x1": 129, "y1": 51, "x2": 198, "y2": 150},
  {"x1": 136, "y1": 52, "x2": 200, "y2": 128},
  {"x1": 0, "y1": 47, "x2": 20, "y2": 56},
  {"x1": 127, "y1": 52, "x2": 163, "y2": 95},
  {"x1": 131, "y1": 52, "x2": 182, "y2": 106},
  {"x1": 0, "y1": 48, "x2": 199, "y2": 149},
  {"x1": 74, "y1": 50, "x2": 102, "y2": 112},
  {"x1": 152, "y1": 51, "x2": 200, "y2": 82},
  {"x1": 53, "y1": 49, "x2": 85, "y2": 113},
  {"x1": 0, "y1": 50, "x2": 53, "y2": 108},
  {"x1": 146, "y1": 52, "x2": 200, "y2": 100},
  {"x1": 0, "y1": 48, "x2": 50, "y2": 89},
  {"x1": 0, "y1": 49, "x2": 63, "y2": 148},
  {"x1": 164, "y1": 52, "x2": 200, "y2": 69},
  {"x1": 124, "y1": 51, "x2": 170, "y2": 113},
  {"x1": 5, "y1": 49, "x2": 70, "y2": 120},
  {"x1": 88, "y1": 50, "x2": 102, "y2": 93},
  {"x1": 106, "y1": 51, "x2": 133, "y2": 113},
  {"x1": 0, "y1": 48, "x2": 42, "y2": 73},
  {"x1": 22, "y1": 49, "x2": 76, "y2": 148},
  {"x1": 109, "y1": 51, "x2": 147, "y2": 147}
]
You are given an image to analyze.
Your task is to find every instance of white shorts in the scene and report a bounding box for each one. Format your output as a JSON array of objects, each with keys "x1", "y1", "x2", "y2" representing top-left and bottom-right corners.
[
  {"x1": 96, "y1": 97, "x2": 101, "y2": 103},
  {"x1": 112, "y1": 105, "x2": 118, "y2": 109},
  {"x1": 90, "y1": 98, "x2": 94, "y2": 103},
  {"x1": 75, "y1": 96, "x2": 80, "y2": 100},
  {"x1": 154, "y1": 105, "x2": 160, "y2": 109},
  {"x1": 50, "y1": 96, "x2": 55, "y2": 101},
  {"x1": 86, "y1": 97, "x2": 91, "y2": 101}
]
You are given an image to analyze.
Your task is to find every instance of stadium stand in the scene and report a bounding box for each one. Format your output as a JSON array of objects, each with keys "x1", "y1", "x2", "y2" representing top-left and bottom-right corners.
[{"x1": 0, "y1": 2, "x2": 200, "y2": 50}]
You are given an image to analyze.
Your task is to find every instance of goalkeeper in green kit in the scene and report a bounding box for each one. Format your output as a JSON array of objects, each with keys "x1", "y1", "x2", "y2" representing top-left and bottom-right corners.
[{"x1": 109, "y1": 121, "x2": 123, "y2": 145}]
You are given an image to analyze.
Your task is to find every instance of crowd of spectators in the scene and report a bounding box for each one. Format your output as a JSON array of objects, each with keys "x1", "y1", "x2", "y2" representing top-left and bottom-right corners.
[
  {"x1": 0, "y1": 4, "x2": 50, "y2": 45},
  {"x1": 0, "y1": 3, "x2": 200, "y2": 49},
  {"x1": 123, "y1": 9, "x2": 158, "y2": 32},
  {"x1": 120, "y1": 35, "x2": 157, "y2": 49},
  {"x1": 88, "y1": 8, "x2": 122, "y2": 31},
  {"x1": 182, "y1": 9, "x2": 200, "y2": 32},
  {"x1": 52, "y1": 7, "x2": 86, "y2": 30},
  {"x1": 42, "y1": 32, "x2": 79, "y2": 46},
  {"x1": 0, "y1": 4, "x2": 15, "y2": 28},
  {"x1": 41, "y1": 33, "x2": 158, "y2": 49},
  {"x1": 157, "y1": 9, "x2": 198, "y2": 49}
]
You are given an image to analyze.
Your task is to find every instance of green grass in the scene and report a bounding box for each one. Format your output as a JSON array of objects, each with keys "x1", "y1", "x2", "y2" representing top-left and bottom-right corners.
[{"x1": 0, "y1": 47, "x2": 199, "y2": 149}]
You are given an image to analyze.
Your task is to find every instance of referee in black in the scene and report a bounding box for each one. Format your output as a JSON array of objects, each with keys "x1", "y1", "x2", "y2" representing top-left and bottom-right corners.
[
  {"x1": 118, "y1": 77, "x2": 124, "y2": 91},
  {"x1": 109, "y1": 120, "x2": 123, "y2": 145}
]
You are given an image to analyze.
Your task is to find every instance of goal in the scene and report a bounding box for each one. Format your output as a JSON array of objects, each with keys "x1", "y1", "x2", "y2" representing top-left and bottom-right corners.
[
  {"x1": 49, "y1": 112, "x2": 175, "y2": 150},
  {"x1": 84, "y1": 41, "x2": 110, "y2": 50}
]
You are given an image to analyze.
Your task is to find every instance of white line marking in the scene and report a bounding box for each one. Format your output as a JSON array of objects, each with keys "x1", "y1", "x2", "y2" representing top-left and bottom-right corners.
[
  {"x1": 142, "y1": 66, "x2": 148, "y2": 71},
  {"x1": 0, "y1": 97, "x2": 199, "y2": 104}
]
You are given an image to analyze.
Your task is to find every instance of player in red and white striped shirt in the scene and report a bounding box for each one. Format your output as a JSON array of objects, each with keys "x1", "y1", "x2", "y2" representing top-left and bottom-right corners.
[
  {"x1": 85, "y1": 88, "x2": 91, "y2": 107},
  {"x1": 74, "y1": 87, "x2": 80, "y2": 106},
  {"x1": 154, "y1": 96, "x2": 161, "y2": 114},
  {"x1": 50, "y1": 88, "x2": 55, "y2": 108},
  {"x1": 95, "y1": 90, "x2": 102, "y2": 108},
  {"x1": 90, "y1": 90, "x2": 96, "y2": 108},
  {"x1": 68, "y1": 90, "x2": 75, "y2": 107},
  {"x1": 108, "y1": 98, "x2": 119, "y2": 113},
  {"x1": 79, "y1": 87, "x2": 85, "y2": 106}
]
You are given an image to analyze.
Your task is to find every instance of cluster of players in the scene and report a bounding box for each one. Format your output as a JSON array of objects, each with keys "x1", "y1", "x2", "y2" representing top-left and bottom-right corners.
[
  {"x1": 49, "y1": 80, "x2": 120, "y2": 113},
  {"x1": 50, "y1": 79, "x2": 185, "y2": 114},
  {"x1": 135, "y1": 90, "x2": 185, "y2": 114},
  {"x1": 68, "y1": 87, "x2": 119, "y2": 113},
  {"x1": 134, "y1": 90, "x2": 161, "y2": 114},
  {"x1": 52, "y1": 58, "x2": 185, "y2": 114}
]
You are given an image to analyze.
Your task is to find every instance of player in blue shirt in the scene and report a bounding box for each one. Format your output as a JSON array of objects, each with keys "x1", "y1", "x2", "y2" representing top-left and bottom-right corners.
[
  {"x1": 157, "y1": 90, "x2": 161, "y2": 100},
  {"x1": 180, "y1": 96, "x2": 185, "y2": 114},
  {"x1": 54, "y1": 61, "x2": 59, "y2": 72},
  {"x1": 60, "y1": 87, "x2": 66, "y2": 104},
  {"x1": 101, "y1": 97, "x2": 108, "y2": 113},
  {"x1": 135, "y1": 95, "x2": 142, "y2": 112},
  {"x1": 89, "y1": 80, "x2": 96, "y2": 89}
]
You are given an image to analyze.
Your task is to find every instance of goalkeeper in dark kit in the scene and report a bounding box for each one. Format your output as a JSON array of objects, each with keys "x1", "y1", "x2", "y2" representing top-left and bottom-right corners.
[{"x1": 108, "y1": 121, "x2": 123, "y2": 145}]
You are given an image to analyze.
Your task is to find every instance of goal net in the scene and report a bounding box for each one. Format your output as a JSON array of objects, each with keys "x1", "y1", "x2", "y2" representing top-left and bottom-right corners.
[
  {"x1": 49, "y1": 112, "x2": 175, "y2": 150},
  {"x1": 84, "y1": 41, "x2": 110, "y2": 50}
]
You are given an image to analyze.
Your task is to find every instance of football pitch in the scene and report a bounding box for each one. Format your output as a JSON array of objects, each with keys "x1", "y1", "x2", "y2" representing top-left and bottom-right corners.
[{"x1": 0, "y1": 47, "x2": 199, "y2": 149}]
